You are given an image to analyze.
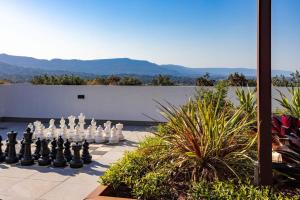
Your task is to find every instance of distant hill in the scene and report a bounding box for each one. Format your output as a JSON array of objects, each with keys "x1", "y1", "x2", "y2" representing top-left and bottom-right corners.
[{"x1": 0, "y1": 53, "x2": 292, "y2": 79}]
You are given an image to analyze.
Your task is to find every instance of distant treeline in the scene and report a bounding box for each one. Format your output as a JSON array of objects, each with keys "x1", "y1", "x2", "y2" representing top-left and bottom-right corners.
[{"x1": 29, "y1": 70, "x2": 300, "y2": 86}]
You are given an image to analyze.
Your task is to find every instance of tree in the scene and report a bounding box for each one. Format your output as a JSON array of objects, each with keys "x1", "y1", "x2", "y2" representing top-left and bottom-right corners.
[
  {"x1": 196, "y1": 73, "x2": 214, "y2": 86},
  {"x1": 119, "y1": 77, "x2": 143, "y2": 85},
  {"x1": 106, "y1": 75, "x2": 121, "y2": 85},
  {"x1": 151, "y1": 75, "x2": 174, "y2": 86},
  {"x1": 291, "y1": 70, "x2": 300, "y2": 87},
  {"x1": 227, "y1": 73, "x2": 248, "y2": 86}
]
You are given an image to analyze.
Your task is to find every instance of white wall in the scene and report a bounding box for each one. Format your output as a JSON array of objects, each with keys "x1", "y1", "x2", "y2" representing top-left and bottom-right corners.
[{"x1": 0, "y1": 85, "x2": 293, "y2": 122}]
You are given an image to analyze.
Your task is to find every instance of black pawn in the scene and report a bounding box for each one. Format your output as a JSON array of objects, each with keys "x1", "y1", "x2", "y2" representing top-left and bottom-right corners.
[
  {"x1": 70, "y1": 142, "x2": 83, "y2": 168},
  {"x1": 64, "y1": 139, "x2": 72, "y2": 162},
  {"x1": 21, "y1": 128, "x2": 34, "y2": 166},
  {"x1": 81, "y1": 140, "x2": 92, "y2": 164},
  {"x1": 33, "y1": 138, "x2": 41, "y2": 160},
  {"x1": 49, "y1": 138, "x2": 57, "y2": 160},
  {"x1": 18, "y1": 138, "x2": 25, "y2": 160},
  {"x1": 0, "y1": 136, "x2": 5, "y2": 162},
  {"x1": 38, "y1": 139, "x2": 51, "y2": 166},
  {"x1": 5, "y1": 131, "x2": 18, "y2": 164},
  {"x1": 53, "y1": 136, "x2": 67, "y2": 167}
]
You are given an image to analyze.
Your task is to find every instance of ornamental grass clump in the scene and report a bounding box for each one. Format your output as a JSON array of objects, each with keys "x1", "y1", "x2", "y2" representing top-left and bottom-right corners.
[
  {"x1": 157, "y1": 94, "x2": 257, "y2": 181},
  {"x1": 276, "y1": 87, "x2": 300, "y2": 118}
]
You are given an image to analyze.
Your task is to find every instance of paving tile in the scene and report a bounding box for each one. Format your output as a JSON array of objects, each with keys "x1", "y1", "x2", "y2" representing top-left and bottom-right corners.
[
  {"x1": 0, "y1": 177, "x2": 22, "y2": 194},
  {"x1": 40, "y1": 182, "x2": 97, "y2": 200},
  {"x1": 1, "y1": 179, "x2": 61, "y2": 199},
  {"x1": 0, "y1": 166, "x2": 38, "y2": 178}
]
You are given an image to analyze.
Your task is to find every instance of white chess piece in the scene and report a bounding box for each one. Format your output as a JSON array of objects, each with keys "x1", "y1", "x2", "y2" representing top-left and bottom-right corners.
[
  {"x1": 40, "y1": 125, "x2": 46, "y2": 140},
  {"x1": 116, "y1": 123, "x2": 125, "y2": 141},
  {"x1": 33, "y1": 121, "x2": 41, "y2": 139},
  {"x1": 73, "y1": 125, "x2": 81, "y2": 142},
  {"x1": 91, "y1": 118, "x2": 97, "y2": 134},
  {"x1": 60, "y1": 117, "x2": 66, "y2": 129},
  {"x1": 109, "y1": 126, "x2": 119, "y2": 144},
  {"x1": 95, "y1": 125, "x2": 105, "y2": 143},
  {"x1": 78, "y1": 113, "x2": 86, "y2": 138},
  {"x1": 27, "y1": 123, "x2": 34, "y2": 132},
  {"x1": 48, "y1": 119, "x2": 55, "y2": 129},
  {"x1": 47, "y1": 125, "x2": 56, "y2": 140},
  {"x1": 103, "y1": 124, "x2": 110, "y2": 142},
  {"x1": 85, "y1": 126, "x2": 94, "y2": 143},
  {"x1": 59, "y1": 126, "x2": 68, "y2": 140}
]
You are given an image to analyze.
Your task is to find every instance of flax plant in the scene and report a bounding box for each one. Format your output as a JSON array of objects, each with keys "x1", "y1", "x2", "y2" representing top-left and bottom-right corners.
[
  {"x1": 156, "y1": 95, "x2": 257, "y2": 182},
  {"x1": 276, "y1": 87, "x2": 300, "y2": 118}
]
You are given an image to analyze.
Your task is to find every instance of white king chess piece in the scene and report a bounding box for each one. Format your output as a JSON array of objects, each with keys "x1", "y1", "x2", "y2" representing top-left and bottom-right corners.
[
  {"x1": 78, "y1": 113, "x2": 86, "y2": 138},
  {"x1": 116, "y1": 123, "x2": 124, "y2": 141},
  {"x1": 109, "y1": 126, "x2": 119, "y2": 144},
  {"x1": 73, "y1": 125, "x2": 81, "y2": 142},
  {"x1": 95, "y1": 125, "x2": 105, "y2": 144},
  {"x1": 85, "y1": 126, "x2": 94, "y2": 143}
]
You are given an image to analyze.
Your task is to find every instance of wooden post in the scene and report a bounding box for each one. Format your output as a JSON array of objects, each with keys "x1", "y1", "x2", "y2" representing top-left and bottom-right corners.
[{"x1": 257, "y1": 0, "x2": 272, "y2": 185}]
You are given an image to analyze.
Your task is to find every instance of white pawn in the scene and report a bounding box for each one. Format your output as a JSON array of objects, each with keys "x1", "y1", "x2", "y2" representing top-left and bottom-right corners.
[
  {"x1": 109, "y1": 126, "x2": 119, "y2": 144},
  {"x1": 116, "y1": 123, "x2": 125, "y2": 141},
  {"x1": 103, "y1": 125, "x2": 110, "y2": 142},
  {"x1": 95, "y1": 125, "x2": 105, "y2": 144},
  {"x1": 85, "y1": 126, "x2": 94, "y2": 143},
  {"x1": 47, "y1": 125, "x2": 56, "y2": 140},
  {"x1": 73, "y1": 125, "x2": 81, "y2": 142},
  {"x1": 91, "y1": 118, "x2": 97, "y2": 134}
]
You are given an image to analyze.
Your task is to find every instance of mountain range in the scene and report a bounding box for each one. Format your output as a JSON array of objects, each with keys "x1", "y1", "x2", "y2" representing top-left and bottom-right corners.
[{"x1": 0, "y1": 53, "x2": 293, "y2": 81}]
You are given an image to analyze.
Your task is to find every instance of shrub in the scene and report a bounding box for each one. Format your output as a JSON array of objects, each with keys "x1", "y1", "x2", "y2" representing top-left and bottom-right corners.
[
  {"x1": 151, "y1": 75, "x2": 174, "y2": 86},
  {"x1": 188, "y1": 179, "x2": 297, "y2": 200},
  {"x1": 276, "y1": 87, "x2": 300, "y2": 118},
  {"x1": 157, "y1": 91, "x2": 257, "y2": 181},
  {"x1": 235, "y1": 87, "x2": 256, "y2": 119}
]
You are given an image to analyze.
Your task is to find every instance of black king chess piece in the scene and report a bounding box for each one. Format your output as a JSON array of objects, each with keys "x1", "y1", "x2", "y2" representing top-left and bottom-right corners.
[
  {"x1": 21, "y1": 128, "x2": 34, "y2": 166},
  {"x1": 38, "y1": 139, "x2": 51, "y2": 166},
  {"x1": 5, "y1": 131, "x2": 18, "y2": 164},
  {"x1": 81, "y1": 140, "x2": 92, "y2": 164},
  {"x1": 63, "y1": 139, "x2": 72, "y2": 162},
  {"x1": 70, "y1": 142, "x2": 83, "y2": 168},
  {"x1": 18, "y1": 138, "x2": 25, "y2": 160},
  {"x1": 53, "y1": 136, "x2": 67, "y2": 167},
  {"x1": 49, "y1": 138, "x2": 57, "y2": 160},
  {"x1": 33, "y1": 138, "x2": 41, "y2": 160},
  {"x1": 0, "y1": 135, "x2": 5, "y2": 162}
]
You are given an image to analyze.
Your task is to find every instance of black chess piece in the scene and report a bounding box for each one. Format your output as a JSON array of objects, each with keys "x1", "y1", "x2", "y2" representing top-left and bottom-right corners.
[
  {"x1": 38, "y1": 139, "x2": 51, "y2": 166},
  {"x1": 53, "y1": 136, "x2": 67, "y2": 167},
  {"x1": 4, "y1": 139, "x2": 8, "y2": 157},
  {"x1": 64, "y1": 139, "x2": 72, "y2": 162},
  {"x1": 18, "y1": 138, "x2": 25, "y2": 160},
  {"x1": 81, "y1": 140, "x2": 92, "y2": 164},
  {"x1": 49, "y1": 138, "x2": 57, "y2": 160},
  {"x1": 5, "y1": 131, "x2": 18, "y2": 164},
  {"x1": 21, "y1": 128, "x2": 34, "y2": 166},
  {"x1": 33, "y1": 138, "x2": 41, "y2": 160},
  {"x1": 0, "y1": 136, "x2": 5, "y2": 162},
  {"x1": 69, "y1": 142, "x2": 83, "y2": 168}
]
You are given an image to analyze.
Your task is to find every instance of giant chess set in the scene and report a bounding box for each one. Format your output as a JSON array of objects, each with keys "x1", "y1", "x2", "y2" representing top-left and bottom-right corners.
[{"x1": 0, "y1": 113, "x2": 125, "y2": 168}]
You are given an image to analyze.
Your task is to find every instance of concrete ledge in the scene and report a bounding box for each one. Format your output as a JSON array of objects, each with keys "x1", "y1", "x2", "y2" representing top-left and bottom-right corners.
[{"x1": 0, "y1": 117, "x2": 161, "y2": 126}]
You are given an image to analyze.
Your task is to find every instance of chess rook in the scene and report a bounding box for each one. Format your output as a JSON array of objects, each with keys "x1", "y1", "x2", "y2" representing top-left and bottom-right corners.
[{"x1": 69, "y1": 142, "x2": 83, "y2": 168}]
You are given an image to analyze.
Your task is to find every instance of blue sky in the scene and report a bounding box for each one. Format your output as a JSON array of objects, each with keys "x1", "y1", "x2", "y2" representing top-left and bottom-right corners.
[{"x1": 0, "y1": 0, "x2": 299, "y2": 70}]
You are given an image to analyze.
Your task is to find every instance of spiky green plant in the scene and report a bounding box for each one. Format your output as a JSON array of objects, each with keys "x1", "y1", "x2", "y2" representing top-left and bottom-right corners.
[
  {"x1": 235, "y1": 87, "x2": 256, "y2": 118},
  {"x1": 276, "y1": 87, "x2": 300, "y2": 118},
  {"x1": 157, "y1": 96, "x2": 257, "y2": 182}
]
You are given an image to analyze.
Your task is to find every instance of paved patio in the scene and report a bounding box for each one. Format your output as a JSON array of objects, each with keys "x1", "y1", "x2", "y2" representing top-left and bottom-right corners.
[{"x1": 0, "y1": 122, "x2": 153, "y2": 200}]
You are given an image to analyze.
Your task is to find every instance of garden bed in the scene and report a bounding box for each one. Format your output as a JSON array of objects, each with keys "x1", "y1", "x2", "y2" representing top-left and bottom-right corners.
[{"x1": 85, "y1": 185, "x2": 135, "y2": 200}]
